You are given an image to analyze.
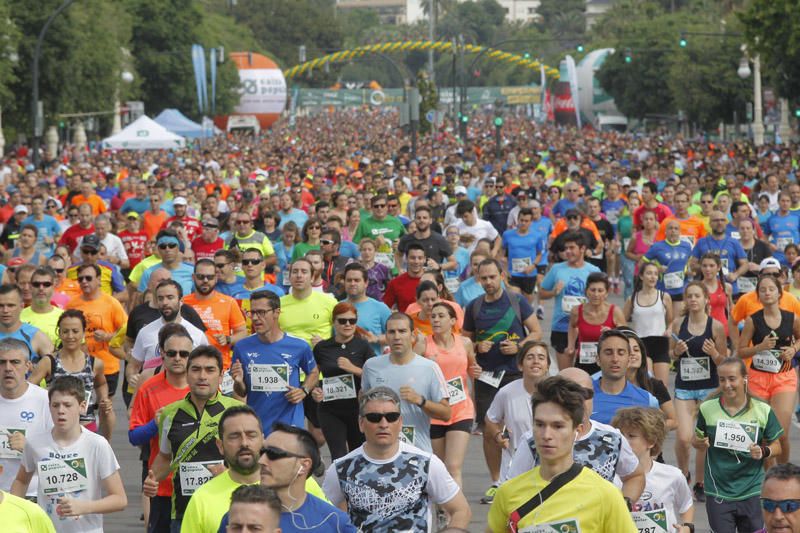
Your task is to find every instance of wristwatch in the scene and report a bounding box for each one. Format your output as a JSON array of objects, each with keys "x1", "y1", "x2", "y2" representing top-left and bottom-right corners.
[{"x1": 417, "y1": 396, "x2": 426, "y2": 408}]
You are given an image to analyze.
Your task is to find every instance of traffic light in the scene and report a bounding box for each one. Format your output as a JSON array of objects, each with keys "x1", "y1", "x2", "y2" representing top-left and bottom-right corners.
[
  {"x1": 679, "y1": 33, "x2": 687, "y2": 48},
  {"x1": 795, "y1": 108, "x2": 800, "y2": 118},
  {"x1": 523, "y1": 52, "x2": 531, "y2": 59},
  {"x1": 494, "y1": 116, "x2": 504, "y2": 127},
  {"x1": 624, "y1": 48, "x2": 632, "y2": 63},
  {"x1": 576, "y1": 44, "x2": 585, "y2": 53},
  {"x1": 461, "y1": 114, "x2": 469, "y2": 124}
]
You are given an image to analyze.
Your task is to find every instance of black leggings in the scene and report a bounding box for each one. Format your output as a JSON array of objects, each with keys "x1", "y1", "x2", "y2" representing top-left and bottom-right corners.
[{"x1": 318, "y1": 400, "x2": 364, "y2": 461}]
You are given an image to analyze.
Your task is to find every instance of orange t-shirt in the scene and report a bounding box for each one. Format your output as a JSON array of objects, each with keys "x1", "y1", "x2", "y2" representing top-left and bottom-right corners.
[
  {"x1": 143, "y1": 210, "x2": 169, "y2": 239},
  {"x1": 731, "y1": 290, "x2": 800, "y2": 324},
  {"x1": 71, "y1": 194, "x2": 107, "y2": 216},
  {"x1": 66, "y1": 293, "x2": 127, "y2": 374},
  {"x1": 422, "y1": 334, "x2": 475, "y2": 425},
  {"x1": 183, "y1": 291, "x2": 246, "y2": 370},
  {"x1": 655, "y1": 215, "x2": 707, "y2": 244},
  {"x1": 406, "y1": 299, "x2": 465, "y2": 337},
  {"x1": 57, "y1": 278, "x2": 81, "y2": 299},
  {"x1": 129, "y1": 372, "x2": 189, "y2": 497},
  {"x1": 549, "y1": 217, "x2": 601, "y2": 242}
]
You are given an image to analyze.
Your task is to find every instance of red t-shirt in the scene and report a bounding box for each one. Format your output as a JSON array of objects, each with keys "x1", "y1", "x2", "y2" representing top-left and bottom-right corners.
[
  {"x1": 129, "y1": 372, "x2": 189, "y2": 497},
  {"x1": 164, "y1": 215, "x2": 202, "y2": 242},
  {"x1": 383, "y1": 272, "x2": 422, "y2": 313},
  {"x1": 119, "y1": 230, "x2": 149, "y2": 268},
  {"x1": 192, "y1": 236, "x2": 224, "y2": 260},
  {"x1": 633, "y1": 203, "x2": 673, "y2": 229},
  {"x1": 58, "y1": 223, "x2": 95, "y2": 253}
]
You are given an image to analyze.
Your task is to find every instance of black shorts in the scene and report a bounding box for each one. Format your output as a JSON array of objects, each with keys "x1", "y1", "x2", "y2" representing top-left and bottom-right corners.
[
  {"x1": 430, "y1": 419, "x2": 472, "y2": 439},
  {"x1": 642, "y1": 336, "x2": 670, "y2": 364},
  {"x1": 304, "y1": 394, "x2": 320, "y2": 428},
  {"x1": 509, "y1": 276, "x2": 536, "y2": 295},
  {"x1": 475, "y1": 372, "x2": 521, "y2": 425},
  {"x1": 550, "y1": 331, "x2": 569, "y2": 354},
  {"x1": 670, "y1": 293, "x2": 683, "y2": 302},
  {"x1": 105, "y1": 372, "x2": 120, "y2": 397}
]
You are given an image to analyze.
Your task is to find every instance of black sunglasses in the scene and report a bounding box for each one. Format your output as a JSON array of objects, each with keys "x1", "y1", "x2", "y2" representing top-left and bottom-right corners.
[
  {"x1": 320, "y1": 239, "x2": 335, "y2": 245},
  {"x1": 77, "y1": 276, "x2": 95, "y2": 282},
  {"x1": 214, "y1": 263, "x2": 229, "y2": 269},
  {"x1": 195, "y1": 274, "x2": 215, "y2": 281},
  {"x1": 158, "y1": 243, "x2": 178, "y2": 250},
  {"x1": 336, "y1": 317, "x2": 357, "y2": 325},
  {"x1": 241, "y1": 259, "x2": 262, "y2": 266},
  {"x1": 81, "y1": 248, "x2": 98, "y2": 255},
  {"x1": 260, "y1": 445, "x2": 308, "y2": 461},
  {"x1": 363, "y1": 411, "x2": 401, "y2": 423},
  {"x1": 164, "y1": 349, "x2": 191, "y2": 359},
  {"x1": 52, "y1": 268, "x2": 64, "y2": 274},
  {"x1": 31, "y1": 281, "x2": 53, "y2": 288}
]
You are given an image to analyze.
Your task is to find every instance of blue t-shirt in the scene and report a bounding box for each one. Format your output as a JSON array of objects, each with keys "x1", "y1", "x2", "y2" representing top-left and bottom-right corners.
[
  {"x1": 21, "y1": 214, "x2": 61, "y2": 252},
  {"x1": 216, "y1": 276, "x2": 247, "y2": 297},
  {"x1": 502, "y1": 228, "x2": 545, "y2": 279},
  {"x1": 352, "y1": 298, "x2": 392, "y2": 356},
  {"x1": 551, "y1": 198, "x2": 578, "y2": 219},
  {"x1": 764, "y1": 211, "x2": 800, "y2": 262},
  {"x1": 339, "y1": 240, "x2": 360, "y2": 260},
  {"x1": 690, "y1": 235, "x2": 746, "y2": 294},
  {"x1": 462, "y1": 290, "x2": 534, "y2": 373},
  {"x1": 592, "y1": 377, "x2": 659, "y2": 425},
  {"x1": 278, "y1": 209, "x2": 309, "y2": 230},
  {"x1": 120, "y1": 197, "x2": 150, "y2": 215},
  {"x1": 138, "y1": 262, "x2": 195, "y2": 295},
  {"x1": 231, "y1": 282, "x2": 285, "y2": 299},
  {"x1": 231, "y1": 333, "x2": 316, "y2": 433},
  {"x1": 540, "y1": 261, "x2": 600, "y2": 332},
  {"x1": 217, "y1": 494, "x2": 356, "y2": 533},
  {"x1": 454, "y1": 277, "x2": 484, "y2": 308},
  {"x1": 643, "y1": 240, "x2": 692, "y2": 296},
  {"x1": 530, "y1": 218, "x2": 554, "y2": 266},
  {"x1": 601, "y1": 198, "x2": 627, "y2": 228}
]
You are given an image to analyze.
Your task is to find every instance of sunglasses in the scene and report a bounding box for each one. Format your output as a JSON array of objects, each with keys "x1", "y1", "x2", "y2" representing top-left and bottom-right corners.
[
  {"x1": 260, "y1": 445, "x2": 308, "y2": 461},
  {"x1": 31, "y1": 281, "x2": 53, "y2": 288},
  {"x1": 52, "y1": 268, "x2": 64, "y2": 274},
  {"x1": 363, "y1": 411, "x2": 401, "y2": 423},
  {"x1": 159, "y1": 243, "x2": 178, "y2": 250},
  {"x1": 214, "y1": 263, "x2": 229, "y2": 269},
  {"x1": 203, "y1": 224, "x2": 219, "y2": 229},
  {"x1": 195, "y1": 274, "x2": 215, "y2": 281},
  {"x1": 164, "y1": 349, "x2": 191, "y2": 359},
  {"x1": 321, "y1": 239, "x2": 335, "y2": 245},
  {"x1": 77, "y1": 276, "x2": 95, "y2": 282},
  {"x1": 241, "y1": 259, "x2": 262, "y2": 266},
  {"x1": 336, "y1": 317, "x2": 357, "y2": 325},
  {"x1": 567, "y1": 215, "x2": 580, "y2": 220},
  {"x1": 236, "y1": 220, "x2": 251, "y2": 225},
  {"x1": 81, "y1": 248, "x2": 98, "y2": 255},
  {"x1": 761, "y1": 498, "x2": 800, "y2": 514}
]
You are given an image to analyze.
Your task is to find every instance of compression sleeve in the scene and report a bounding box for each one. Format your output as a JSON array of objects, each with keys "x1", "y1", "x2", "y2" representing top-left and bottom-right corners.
[{"x1": 128, "y1": 419, "x2": 158, "y2": 446}]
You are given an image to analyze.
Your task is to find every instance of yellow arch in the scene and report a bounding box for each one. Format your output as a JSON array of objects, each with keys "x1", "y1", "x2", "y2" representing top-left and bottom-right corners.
[{"x1": 283, "y1": 40, "x2": 560, "y2": 81}]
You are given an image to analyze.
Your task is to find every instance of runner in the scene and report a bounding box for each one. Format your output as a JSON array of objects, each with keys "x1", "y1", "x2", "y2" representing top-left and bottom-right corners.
[
  {"x1": 760, "y1": 463, "x2": 800, "y2": 533},
  {"x1": 643, "y1": 219, "x2": 692, "y2": 323},
  {"x1": 501, "y1": 207, "x2": 544, "y2": 306},
  {"x1": 341, "y1": 263, "x2": 391, "y2": 355}
]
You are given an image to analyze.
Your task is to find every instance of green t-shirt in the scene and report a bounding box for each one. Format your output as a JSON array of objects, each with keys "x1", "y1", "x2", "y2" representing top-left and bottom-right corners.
[
  {"x1": 696, "y1": 396, "x2": 783, "y2": 500},
  {"x1": 352, "y1": 215, "x2": 405, "y2": 244},
  {"x1": 291, "y1": 241, "x2": 321, "y2": 262}
]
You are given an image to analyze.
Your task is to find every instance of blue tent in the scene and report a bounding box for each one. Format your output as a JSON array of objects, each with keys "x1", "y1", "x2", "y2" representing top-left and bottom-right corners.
[{"x1": 154, "y1": 109, "x2": 215, "y2": 139}]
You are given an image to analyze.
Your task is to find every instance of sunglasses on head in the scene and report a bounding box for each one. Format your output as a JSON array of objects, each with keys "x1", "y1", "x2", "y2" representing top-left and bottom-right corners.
[
  {"x1": 159, "y1": 243, "x2": 178, "y2": 250},
  {"x1": 241, "y1": 258, "x2": 262, "y2": 266},
  {"x1": 363, "y1": 411, "x2": 401, "y2": 423},
  {"x1": 164, "y1": 349, "x2": 190, "y2": 359},
  {"x1": 336, "y1": 317, "x2": 357, "y2": 325},
  {"x1": 761, "y1": 498, "x2": 800, "y2": 514},
  {"x1": 260, "y1": 445, "x2": 308, "y2": 461}
]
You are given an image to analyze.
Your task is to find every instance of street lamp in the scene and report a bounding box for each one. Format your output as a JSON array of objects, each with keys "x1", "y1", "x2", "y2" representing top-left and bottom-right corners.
[
  {"x1": 112, "y1": 70, "x2": 134, "y2": 135},
  {"x1": 737, "y1": 45, "x2": 764, "y2": 146}
]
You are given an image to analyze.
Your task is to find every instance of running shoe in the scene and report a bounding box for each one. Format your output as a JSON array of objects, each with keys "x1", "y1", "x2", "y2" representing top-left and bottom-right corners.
[
  {"x1": 480, "y1": 484, "x2": 499, "y2": 504},
  {"x1": 693, "y1": 482, "x2": 705, "y2": 502}
]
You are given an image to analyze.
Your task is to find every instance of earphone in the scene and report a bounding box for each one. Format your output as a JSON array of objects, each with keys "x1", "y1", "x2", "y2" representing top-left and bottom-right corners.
[{"x1": 297, "y1": 466, "x2": 304, "y2": 475}]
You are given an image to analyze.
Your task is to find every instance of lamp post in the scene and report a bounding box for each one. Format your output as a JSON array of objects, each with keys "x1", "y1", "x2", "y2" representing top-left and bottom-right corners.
[
  {"x1": 31, "y1": 0, "x2": 75, "y2": 168},
  {"x1": 112, "y1": 70, "x2": 134, "y2": 135},
  {"x1": 737, "y1": 48, "x2": 764, "y2": 146}
]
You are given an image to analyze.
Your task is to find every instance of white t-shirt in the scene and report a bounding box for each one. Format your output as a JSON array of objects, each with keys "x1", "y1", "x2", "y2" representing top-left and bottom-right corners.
[
  {"x1": 74, "y1": 234, "x2": 129, "y2": 263},
  {"x1": 21, "y1": 426, "x2": 120, "y2": 533},
  {"x1": 633, "y1": 461, "x2": 693, "y2": 533},
  {"x1": 322, "y1": 441, "x2": 459, "y2": 533},
  {"x1": 454, "y1": 218, "x2": 499, "y2": 252},
  {"x1": 506, "y1": 419, "x2": 639, "y2": 483},
  {"x1": 485, "y1": 379, "x2": 533, "y2": 480},
  {"x1": 131, "y1": 317, "x2": 208, "y2": 369},
  {"x1": 0, "y1": 384, "x2": 53, "y2": 495}
]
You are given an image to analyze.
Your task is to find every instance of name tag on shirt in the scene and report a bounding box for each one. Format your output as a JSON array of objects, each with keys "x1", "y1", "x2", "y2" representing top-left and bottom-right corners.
[
  {"x1": 578, "y1": 342, "x2": 598, "y2": 365},
  {"x1": 477, "y1": 370, "x2": 505, "y2": 388},
  {"x1": 0, "y1": 428, "x2": 24, "y2": 459},
  {"x1": 518, "y1": 518, "x2": 582, "y2": 533},
  {"x1": 561, "y1": 295, "x2": 586, "y2": 313},
  {"x1": 753, "y1": 350, "x2": 783, "y2": 373},
  {"x1": 663, "y1": 271, "x2": 684, "y2": 290}
]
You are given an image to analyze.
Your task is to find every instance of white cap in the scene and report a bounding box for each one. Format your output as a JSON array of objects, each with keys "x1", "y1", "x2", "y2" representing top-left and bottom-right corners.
[
  {"x1": 454, "y1": 185, "x2": 468, "y2": 195},
  {"x1": 384, "y1": 159, "x2": 394, "y2": 166},
  {"x1": 173, "y1": 197, "x2": 188, "y2": 206},
  {"x1": 13, "y1": 205, "x2": 28, "y2": 215},
  {"x1": 759, "y1": 257, "x2": 782, "y2": 272}
]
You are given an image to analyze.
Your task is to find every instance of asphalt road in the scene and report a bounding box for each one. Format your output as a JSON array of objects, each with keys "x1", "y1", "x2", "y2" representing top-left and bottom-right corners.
[{"x1": 103, "y1": 293, "x2": 800, "y2": 532}]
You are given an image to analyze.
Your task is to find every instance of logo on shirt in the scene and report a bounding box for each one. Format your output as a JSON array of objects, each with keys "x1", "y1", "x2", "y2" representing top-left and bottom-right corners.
[{"x1": 20, "y1": 411, "x2": 34, "y2": 422}]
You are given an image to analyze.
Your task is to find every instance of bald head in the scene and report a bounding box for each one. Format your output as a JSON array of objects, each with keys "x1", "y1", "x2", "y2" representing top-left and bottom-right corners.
[
  {"x1": 148, "y1": 268, "x2": 172, "y2": 290},
  {"x1": 559, "y1": 367, "x2": 592, "y2": 389}
]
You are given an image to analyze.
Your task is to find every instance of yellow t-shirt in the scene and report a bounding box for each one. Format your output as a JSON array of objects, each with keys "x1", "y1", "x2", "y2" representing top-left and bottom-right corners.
[
  {"x1": 278, "y1": 291, "x2": 337, "y2": 345},
  {"x1": 129, "y1": 255, "x2": 162, "y2": 288},
  {"x1": 20, "y1": 307, "x2": 64, "y2": 345},
  {"x1": 0, "y1": 490, "x2": 56, "y2": 533},
  {"x1": 487, "y1": 466, "x2": 637, "y2": 533}
]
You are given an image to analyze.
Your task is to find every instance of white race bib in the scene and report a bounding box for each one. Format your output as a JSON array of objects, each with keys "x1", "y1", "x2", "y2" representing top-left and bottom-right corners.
[
  {"x1": 446, "y1": 376, "x2": 467, "y2": 405},
  {"x1": 631, "y1": 509, "x2": 668, "y2": 533},
  {"x1": 519, "y1": 518, "x2": 582, "y2": 533},
  {"x1": 511, "y1": 257, "x2": 532, "y2": 274},
  {"x1": 578, "y1": 342, "x2": 598, "y2": 365},
  {"x1": 714, "y1": 420, "x2": 758, "y2": 453},
  {"x1": 220, "y1": 372, "x2": 234, "y2": 396},
  {"x1": 250, "y1": 363, "x2": 290, "y2": 392},
  {"x1": 282, "y1": 269, "x2": 291, "y2": 286},
  {"x1": 663, "y1": 270, "x2": 685, "y2": 290},
  {"x1": 679, "y1": 357, "x2": 711, "y2": 381},
  {"x1": 776, "y1": 236, "x2": 793, "y2": 251},
  {"x1": 444, "y1": 276, "x2": 460, "y2": 294},
  {"x1": 731, "y1": 231, "x2": 741, "y2": 240},
  {"x1": 322, "y1": 374, "x2": 357, "y2": 402},
  {"x1": 38, "y1": 457, "x2": 89, "y2": 496},
  {"x1": 477, "y1": 370, "x2": 505, "y2": 388},
  {"x1": 737, "y1": 276, "x2": 756, "y2": 293},
  {"x1": 753, "y1": 350, "x2": 783, "y2": 373},
  {"x1": 0, "y1": 428, "x2": 23, "y2": 459},
  {"x1": 375, "y1": 252, "x2": 395, "y2": 269},
  {"x1": 179, "y1": 460, "x2": 223, "y2": 496},
  {"x1": 400, "y1": 426, "x2": 415, "y2": 446},
  {"x1": 561, "y1": 295, "x2": 586, "y2": 313}
]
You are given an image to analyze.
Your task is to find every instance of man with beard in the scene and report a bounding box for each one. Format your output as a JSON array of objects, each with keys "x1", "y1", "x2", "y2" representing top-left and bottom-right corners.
[
  {"x1": 165, "y1": 197, "x2": 202, "y2": 242},
  {"x1": 131, "y1": 279, "x2": 208, "y2": 372},
  {"x1": 184, "y1": 259, "x2": 247, "y2": 372},
  {"x1": 396, "y1": 205, "x2": 457, "y2": 274},
  {"x1": 180, "y1": 405, "x2": 264, "y2": 532}
]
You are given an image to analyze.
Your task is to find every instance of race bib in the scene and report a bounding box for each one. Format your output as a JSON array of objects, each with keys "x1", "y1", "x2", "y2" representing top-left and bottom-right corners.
[
  {"x1": 446, "y1": 376, "x2": 467, "y2": 405},
  {"x1": 680, "y1": 357, "x2": 711, "y2": 381},
  {"x1": 38, "y1": 458, "x2": 89, "y2": 496},
  {"x1": 220, "y1": 371, "x2": 234, "y2": 396},
  {"x1": 578, "y1": 342, "x2": 597, "y2": 365},
  {"x1": 477, "y1": 370, "x2": 505, "y2": 388},
  {"x1": 714, "y1": 420, "x2": 759, "y2": 453},
  {"x1": 400, "y1": 426, "x2": 415, "y2": 445},
  {"x1": 776, "y1": 236, "x2": 793, "y2": 251},
  {"x1": 631, "y1": 509, "x2": 668, "y2": 533},
  {"x1": 721, "y1": 258, "x2": 730, "y2": 277},
  {"x1": 753, "y1": 350, "x2": 783, "y2": 373},
  {"x1": 375, "y1": 252, "x2": 395, "y2": 269},
  {"x1": 0, "y1": 428, "x2": 24, "y2": 459},
  {"x1": 737, "y1": 276, "x2": 756, "y2": 293},
  {"x1": 322, "y1": 374, "x2": 357, "y2": 402},
  {"x1": 730, "y1": 231, "x2": 741, "y2": 240},
  {"x1": 282, "y1": 269, "x2": 291, "y2": 286},
  {"x1": 511, "y1": 257, "x2": 532, "y2": 274},
  {"x1": 179, "y1": 460, "x2": 223, "y2": 496},
  {"x1": 663, "y1": 270, "x2": 685, "y2": 290},
  {"x1": 444, "y1": 276, "x2": 460, "y2": 294},
  {"x1": 519, "y1": 518, "x2": 581, "y2": 533},
  {"x1": 250, "y1": 363, "x2": 290, "y2": 392},
  {"x1": 561, "y1": 295, "x2": 586, "y2": 313}
]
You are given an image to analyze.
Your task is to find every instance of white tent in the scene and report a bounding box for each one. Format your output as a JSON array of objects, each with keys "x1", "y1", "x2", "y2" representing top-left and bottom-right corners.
[{"x1": 103, "y1": 115, "x2": 186, "y2": 150}]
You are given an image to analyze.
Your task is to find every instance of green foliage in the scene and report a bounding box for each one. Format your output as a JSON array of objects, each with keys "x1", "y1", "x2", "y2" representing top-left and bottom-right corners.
[{"x1": 417, "y1": 70, "x2": 438, "y2": 133}]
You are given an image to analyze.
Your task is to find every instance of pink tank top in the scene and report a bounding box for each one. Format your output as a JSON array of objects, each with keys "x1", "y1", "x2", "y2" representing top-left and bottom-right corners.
[
  {"x1": 424, "y1": 334, "x2": 475, "y2": 425},
  {"x1": 632, "y1": 231, "x2": 651, "y2": 275}
]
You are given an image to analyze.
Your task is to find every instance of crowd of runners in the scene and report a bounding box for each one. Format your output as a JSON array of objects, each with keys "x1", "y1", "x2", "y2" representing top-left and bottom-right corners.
[{"x1": 0, "y1": 109, "x2": 798, "y2": 532}]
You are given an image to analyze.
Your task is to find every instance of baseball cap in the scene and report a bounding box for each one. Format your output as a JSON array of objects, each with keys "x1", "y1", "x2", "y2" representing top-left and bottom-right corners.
[
  {"x1": 81, "y1": 235, "x2": 101, "y2": 252},
  {"x1": 454, "y1": 185, "x2": 468, "y2": 196},
  {"x1": 384, "y1": 159, "x2": 394, "y2": 167},
  {"x1": 202, "y1": 215, "x2": 219, "y2": 227},
  {"x1": 759, "y1": 257, "x2": 782, "y2": 272},
  {"x1": 13, "y1": 205, "x2": 28, "y2": 215},
  {"x1": 173, "y1": 196, "x2": 188, "y2": 206},
  {"x1": 619, "y1": 177, "x2": 632, "y2": 186},
  {"x1": 565, "y1": 208, "x2": 582, "y2": 219},
  {"x1": 126, "y1": 212, "x2": 140, "y2": 220}
]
